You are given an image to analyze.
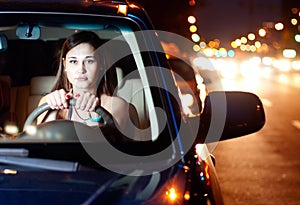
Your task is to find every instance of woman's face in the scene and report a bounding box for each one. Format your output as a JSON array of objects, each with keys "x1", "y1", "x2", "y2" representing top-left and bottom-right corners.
[{"x1": 64, "y1": 43, "x2": 100, "y2": 93}]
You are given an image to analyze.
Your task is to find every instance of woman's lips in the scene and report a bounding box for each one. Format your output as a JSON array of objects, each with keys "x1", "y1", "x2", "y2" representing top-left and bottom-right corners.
[{"x1": 75, "y1": 77, "x2": 87, "y2": 81}]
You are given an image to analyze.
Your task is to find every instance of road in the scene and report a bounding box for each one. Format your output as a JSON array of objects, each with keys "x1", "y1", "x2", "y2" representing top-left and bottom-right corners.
[{"x1": 212, "y1": 71, "x2": 300, "y2": 205}]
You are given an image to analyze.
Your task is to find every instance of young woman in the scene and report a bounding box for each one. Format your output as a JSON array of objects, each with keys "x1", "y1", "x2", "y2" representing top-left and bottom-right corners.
[{"x1": 38, "y1": 31, "x2": 139, "y2": 131}]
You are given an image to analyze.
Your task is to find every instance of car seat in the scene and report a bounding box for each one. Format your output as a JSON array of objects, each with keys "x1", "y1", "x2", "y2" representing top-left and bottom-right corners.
[{"x1": 27, "y1": 76, "x2": 56, "y2": 115}]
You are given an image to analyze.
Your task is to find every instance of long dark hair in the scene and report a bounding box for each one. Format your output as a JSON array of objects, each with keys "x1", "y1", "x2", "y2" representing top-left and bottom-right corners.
[{"x1": 52, "y1": 30, "x2": 116, "y2": 96}]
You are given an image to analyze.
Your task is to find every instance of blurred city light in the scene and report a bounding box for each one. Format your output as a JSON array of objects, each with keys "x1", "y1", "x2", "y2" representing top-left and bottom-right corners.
[
  {"x1": 273, "y1": 59, "x2": 291, "y2": 72},
  {"x1": 250, "y1": 45, "x2": 257, "y2": 52},
  {"x1": 240, "y1": 44, "x2": 247, "y2": 51},
  {"x1": 254, "y1": 41, "x2": 261, "y2": 48},
  {"x1": 235, "y1": 39, "x2": 242, "y2": 46},
  {"x1": 258, "y1": 28, "x2": 267, "y2": 37},
  {"x1": 240, "y1": 58, "x2": 261, "y2": 79},
  {"x1": 292, "y1": 7, "x2": 298, "y2": 14},
  {"x1": 292, "y1": 60, "x2": 300, "y2": 71},
  {"x1": 227, "y1": 50, "x2": 235, "y2": 57},
  {"x1": 189, "y1": 25, "x2": 197, "y2": 33},
  {"x1": 4, "y1": 124, "x2": 19, "y2": 135},
  {"x1": 165, "y1": 187, "x2": 177, "y2": 201},
  {"x1": 282, "y1": 49, "x2": 297, "y2": 58},
  {"x1": 189, "y1": 0, "x2": 196, "y2": 6},
  {"x1": 212, "y1": 59, "x2": 238, "y2": 79},
  {"x1": 193, "y1": 44, "x2": 201, "y2": 52},
  {"x1": 295, "y1": 34, "x2": 300, "y2": 43},
  {"x1": 262, "y1": 57, "x2": 273, "y2": 66},
  {"x1": 291, "y1": 18, "x2": 298, "y2": 26},
  {"x1": 191, "y1": 33, "x2": 200, "y2": 42},
  {"x1": 208, "y1": 41, "x2": 216, "y2": 48},
  {"x1": 247, "y1": 33, "x2": 255, "y2": 41},
  {"x1": 178, "y1": 1, "x2": 300, "y2": 78},
  {"x1": 187, "y1": 15, "x2": 196, "y2": 24},
  {"x1": 274, "y1": 22, "x2": 284, "y2": 30},
  {"x1": 202, "y1": 48, "x2": 214, "y2": 57},
  {"x1": 219, "y1": 47, "x2": 227, "y2": 57},
  {"x1": 214, "y1": 39, "x2": 220, "y2": 48},
  {"x1": 231, "y1": 41, "x2": 238, "y2": 48},
  {"x1": 199, "y1": 41, "x2": 206, "y2": 48},
  {"x1": 241, "y1": 37, "x2": 247, "y2": 44}
]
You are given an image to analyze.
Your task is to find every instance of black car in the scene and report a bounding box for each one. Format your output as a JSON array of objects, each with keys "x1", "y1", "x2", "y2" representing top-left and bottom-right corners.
[{"x1": 0, "y1": 0, "x2": 265, "y2": 204}]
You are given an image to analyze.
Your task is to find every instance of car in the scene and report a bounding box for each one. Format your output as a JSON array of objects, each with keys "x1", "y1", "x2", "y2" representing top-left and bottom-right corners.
[{"x1": 0, "y1": 0, "x2": 266, "y2": 204}]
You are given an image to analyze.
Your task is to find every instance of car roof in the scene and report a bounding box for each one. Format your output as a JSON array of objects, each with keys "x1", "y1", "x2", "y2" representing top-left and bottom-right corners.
[{"x1": 0, "y1": 0, "x2": 147, "y2": 19}]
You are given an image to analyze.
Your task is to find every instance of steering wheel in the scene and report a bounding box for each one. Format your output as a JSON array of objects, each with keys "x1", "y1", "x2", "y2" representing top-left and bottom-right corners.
[{"x1": 23, "y1": 99, "x2": 114, "y2": 132}]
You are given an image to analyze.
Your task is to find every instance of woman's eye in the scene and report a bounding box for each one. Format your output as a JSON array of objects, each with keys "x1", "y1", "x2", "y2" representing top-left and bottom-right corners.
[
  {"x1": 69, "y1": 60, "x2": 77, "y2": 64},
  {"x1": 86, "y1": 59, "x2": 95, "y2": 64}
]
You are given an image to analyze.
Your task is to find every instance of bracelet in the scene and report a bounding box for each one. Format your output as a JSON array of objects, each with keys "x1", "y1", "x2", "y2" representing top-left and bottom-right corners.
[{"x1": 89, "y1": 115, "x2": 102, "y2": 122}]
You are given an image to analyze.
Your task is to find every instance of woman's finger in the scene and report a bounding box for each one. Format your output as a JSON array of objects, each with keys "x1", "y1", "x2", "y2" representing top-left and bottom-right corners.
[
  {"x1": 89, "y1": 97, "x2": 99, "y2": 112},
  {"x1": 84, "y1": 94, "x2": 94, "y2": 112},
  {"x1": 46, "y1": 89, "x2": 66, "y2": 109}
]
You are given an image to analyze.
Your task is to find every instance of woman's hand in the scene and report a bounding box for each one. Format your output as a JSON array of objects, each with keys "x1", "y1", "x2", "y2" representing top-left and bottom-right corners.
[
  {"x1": 45, "y1": 89, "x2": 68, "y2": 110},
  {"x1": 74, "y1": 92, "x2": 99, "y2": 112},
  {"x1": 46, "y1": 89, "x2": 99, "y2": 112}
]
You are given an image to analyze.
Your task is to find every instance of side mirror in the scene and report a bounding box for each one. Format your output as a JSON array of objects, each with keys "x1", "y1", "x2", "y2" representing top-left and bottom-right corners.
[{"x1": 197, "y1": 91, "x2": 265, "y2": 143}]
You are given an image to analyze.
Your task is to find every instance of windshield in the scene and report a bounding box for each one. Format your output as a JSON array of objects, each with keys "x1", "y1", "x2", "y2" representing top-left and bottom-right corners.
[{"x1": 0, "y1": 13, "x2": 179, "y2": 144}]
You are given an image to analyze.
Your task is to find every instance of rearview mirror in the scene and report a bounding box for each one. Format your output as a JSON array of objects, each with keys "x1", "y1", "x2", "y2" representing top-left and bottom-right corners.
[
  {"x1": 197, "y1": 91, "x2": 265, "y2": 143},
  {"x1": 16, "y1": 24, "x2": 40, "y2": 40}
]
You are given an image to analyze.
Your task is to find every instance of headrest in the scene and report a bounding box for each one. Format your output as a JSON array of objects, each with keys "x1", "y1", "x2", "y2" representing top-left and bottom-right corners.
[{"x1": 30, "y1": 76, "x2": 56, "y2": 95}]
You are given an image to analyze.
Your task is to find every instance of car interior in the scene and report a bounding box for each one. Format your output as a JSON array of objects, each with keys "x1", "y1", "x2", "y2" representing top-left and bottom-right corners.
[{"x1": 0, "y1": 16, "x2": 157, "y2": 141}]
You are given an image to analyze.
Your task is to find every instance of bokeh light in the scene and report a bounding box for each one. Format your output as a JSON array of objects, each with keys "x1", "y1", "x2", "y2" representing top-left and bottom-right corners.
[
  {"x1": 258, "y1": 28, "x2": 267, "y2": 37},
  {"x1": 193, "y1": 44, "x2": 201, "y2": 52},
  {"x1": 274, "y1": 22, "x2": 284, "y2": 30},
  {"x1": 291, "y1": 18, "x2": 298, "y2": 26},
  {"x1": 283, "y1": 49, "x2": 297, "y2": 58},
  {"x1": 241, "y1": 37, "x2": 247, "y2": 44},
  {"x1": 187, "y1": 15, "x2": 196, "y2": 24},
  {"x1": 295, "y1": 34, "x2": 300, "y2": 43},
  {"x1": 189, "y1": 25, "x2": 197, "y2": 33},
  {"x1": 199, "y1": 41, "x2": 206, "y2": 48},
  {"x1": 247, "y1": 33, "x2": 255, "y2": 41},
  {"x1": 254, "y1": 41, "x2": 261, "y2": 48},
  {"x1": 191, "y1": 33, "x2": 200, "y2": 42}
]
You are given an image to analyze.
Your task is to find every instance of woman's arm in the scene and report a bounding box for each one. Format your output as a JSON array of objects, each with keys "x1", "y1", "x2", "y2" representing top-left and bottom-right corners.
[
  {"x1": 100, "y1": 94, "x2": 140, "y2": 131},
  {"x1": 37, "y1": 96, "x2": 58, "y2": 124}
]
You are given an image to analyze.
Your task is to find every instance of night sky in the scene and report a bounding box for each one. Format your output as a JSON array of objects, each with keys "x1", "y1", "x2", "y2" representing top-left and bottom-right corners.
[{"x1": 137, "y1": 0, "x2": 282, "y2": 47}]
